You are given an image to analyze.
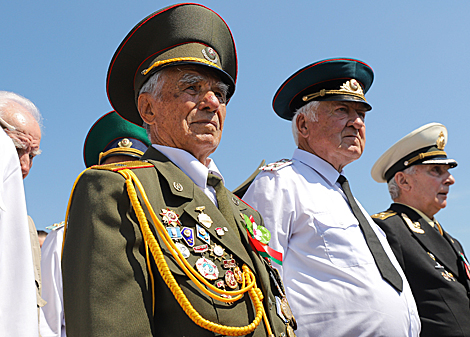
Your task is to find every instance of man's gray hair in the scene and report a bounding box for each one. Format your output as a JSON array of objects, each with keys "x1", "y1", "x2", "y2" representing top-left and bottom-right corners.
[
  {"x1": 291, "y1": 101, "x2": 320, "y2": 146},
  {"x1": 388, "y1": 165, "x2": 418, "y2": 199},
  {"x1": 139, "y1": 70, "x2": 166, "y2": 137},
  {"x1": 0, "y1": 91, "x2": 42, "y2": 130}
]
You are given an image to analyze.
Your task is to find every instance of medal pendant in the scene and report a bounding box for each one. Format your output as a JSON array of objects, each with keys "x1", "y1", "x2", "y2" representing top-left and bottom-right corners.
[
  {"x1": 196, "y1": 257, "x2": 219, "y2": 280},
  {"x1": 223, "y1": 258, "x2": 236, "y2": 269},
  {"x1": 215, "y1": 227, "x2": 225, "y2": 236},
  {"x1": 225, "y1": 270, "x2": 238, "y2": 289},
  {"x1": 160, "y1": 209, "x2": 181, "y2": 227},
  {"x1": 210, "y1": 244, "x2": 226, "y2": 261},
  {"x1": 175, "y1": 242, "x2": 190, "y2": 258},
  {"x1": 166, "y1": 227, "x2": 183, "y2": 240},
  {"x1": 196, "y1": 224, "x2": 210, "y2": 244},
  {"x1": 193, "y1": 244, "x2": 209, "y2": 254},
  {"x1": 181, "y1": 227, "x2": 195, "y2": 247},
  {"x1": 233, "y1": 266, "x2": 243, "y2": 283},
  {"x1": 196, "y1": 206, "x2": 213, "y2": 228},
  {"x1": 280, "y1": 297, "x2": 293, "y2": 320}
]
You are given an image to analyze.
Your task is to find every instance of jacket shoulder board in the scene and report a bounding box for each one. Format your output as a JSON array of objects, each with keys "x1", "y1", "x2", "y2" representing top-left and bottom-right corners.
[
  {"x1": 260, "y1": 159, "x2": 292, "y2": 172},
  {"x1": 90, "y1": 160, "x2": 153, "y2": 172},
  {"x1": 46, "y1": 220, "x2": 65, "y2": 231},
  {"x1": 371, "y1": 210, "x2": 397, "y2": 220}
]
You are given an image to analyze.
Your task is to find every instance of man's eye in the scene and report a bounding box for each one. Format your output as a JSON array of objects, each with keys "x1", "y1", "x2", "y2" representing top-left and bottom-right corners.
[{"x1": 214, "y1": 92, "x2": 226, "y2": 103}]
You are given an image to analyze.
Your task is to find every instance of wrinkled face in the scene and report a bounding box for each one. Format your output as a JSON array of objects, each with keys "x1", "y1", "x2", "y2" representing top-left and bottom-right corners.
[
  {"x1": 303, "y1": 101, "x2": 368, "y2": 170},
  {"x1": 406, "y1": 164, "x2": 455, "y2": 217},
  {"x1": 2, "y1": 102, "x2": 41, "y2": 179},
  {"x1": 140, "y1": 66, "x2": 228, "y2": 165}
]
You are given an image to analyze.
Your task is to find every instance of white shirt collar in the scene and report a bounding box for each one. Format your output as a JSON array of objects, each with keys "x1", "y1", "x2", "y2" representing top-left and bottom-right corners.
[
  {"x1": 293, "y1": 148, "x2": 343, "y2": 187},
  {"x1": 152, "y1": 144, "x2": 224, "y2": 189}
]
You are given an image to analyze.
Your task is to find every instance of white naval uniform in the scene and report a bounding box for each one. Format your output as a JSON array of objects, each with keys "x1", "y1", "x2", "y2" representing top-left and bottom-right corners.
[
  {"x1": 0, "y1": 129, "x2": 39, "y2": 336},
  {"x1": 40, "y1": 225, "x2": 66, "y2": 337},
  {"x1": 243, "y1": 148, "x2": 421, "y2": 337}
]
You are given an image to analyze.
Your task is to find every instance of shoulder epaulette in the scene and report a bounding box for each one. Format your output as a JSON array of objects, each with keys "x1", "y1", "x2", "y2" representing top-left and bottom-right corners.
[
  {"x1": 46, "y1": 220, "x2": 65, "y2": 231},
  {"x1": 260, "y1": 159, "x2": 292, "y2": 172},
  {"x1": 91, "y1": 160, "x2": 153, "y2": 172},
  {"x1": 371, "y1": 210, "x2": 397, "y2": 220}
]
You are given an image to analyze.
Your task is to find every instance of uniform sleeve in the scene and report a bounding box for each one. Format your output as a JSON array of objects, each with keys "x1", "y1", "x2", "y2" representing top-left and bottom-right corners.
[
  {"x1": 62, "y1": 169, "x2": 153, "y2": 336},
  {"x1": 40, "y1": 228, "x2": 65, "y2": 337},
  {"x1": 243, "y1": 171, "x2": 294, "y2": 275}
]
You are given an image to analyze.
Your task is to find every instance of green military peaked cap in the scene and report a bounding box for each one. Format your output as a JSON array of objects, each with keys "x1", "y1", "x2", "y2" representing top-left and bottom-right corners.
[
  {"x1": 83, "y1": 111, "x2": 151, "y2": 167},
  {"x1": 371, "y1": 122, "x2": 458, "y2": 183},
  {"x1": 107, "y1": 3, "x2": 237, "y2": 126},
  {"x1": 273, "y1": 58, "x2": 374, "y2": 120}
]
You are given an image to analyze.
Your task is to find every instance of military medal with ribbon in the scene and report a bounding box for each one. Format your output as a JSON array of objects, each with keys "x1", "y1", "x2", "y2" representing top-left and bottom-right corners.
[{"x1": 241, "y1": 213, "x2": 282, "y2": 265}]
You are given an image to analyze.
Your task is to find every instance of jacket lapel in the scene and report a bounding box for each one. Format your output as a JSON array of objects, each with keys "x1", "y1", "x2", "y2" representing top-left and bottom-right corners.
[
  {"x1": 140, "y1": 147, "x2": 255, "y2": 271},
  {"x1": 390, "y1": 203, "x2": 460, "y2": 276}
]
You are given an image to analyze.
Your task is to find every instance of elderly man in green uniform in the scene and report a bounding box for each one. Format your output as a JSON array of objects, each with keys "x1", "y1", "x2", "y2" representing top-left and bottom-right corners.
[
  {"x1": 371, "y1": 123, "x2": 470, "y2": 336},
  {"x1": 62, "y1": 4, "x2": 295, "y2": 337}
]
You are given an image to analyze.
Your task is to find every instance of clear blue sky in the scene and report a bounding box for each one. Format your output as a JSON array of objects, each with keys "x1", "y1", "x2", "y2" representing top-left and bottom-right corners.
[{"x1": 2, "y1": 1, "x2": 469, "y2": 250}]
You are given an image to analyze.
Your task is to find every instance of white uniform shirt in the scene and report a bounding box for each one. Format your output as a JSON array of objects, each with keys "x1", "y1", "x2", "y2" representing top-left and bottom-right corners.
[
  {"x1": 40, "y1": 226, "x2": 65, "y2": 337},
  {"x1": 153, "y1": 144, "x2": 223, "y2": 206},
  {"x1": 243, "y1": 149, "x2": 420, "y2": 337},
  {"x1": 0, "y1": 129, "x2": 39, "y2": 336}
]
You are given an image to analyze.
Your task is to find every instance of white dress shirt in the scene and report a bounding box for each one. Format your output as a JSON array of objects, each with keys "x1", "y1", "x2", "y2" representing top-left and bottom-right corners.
[
  {"x1": 40, "y1": 226, "x2": 66, "y2": 337},
  {"x1": 153, "y1": 144, "x2": 223, "y2": 206},
  {"x1": 243, "y1": 148, "x2": 420, "y2": 337},
  {"x1": 0, "y1": 129, "x2": 39, "y2": 336}
]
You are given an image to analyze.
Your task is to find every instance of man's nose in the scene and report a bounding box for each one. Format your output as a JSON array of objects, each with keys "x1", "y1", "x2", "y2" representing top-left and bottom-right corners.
[
  {"x1": 348, "y1": 111, "x2": 365, "y2": 129},
  {"x1": 446, "y1": 173, "x2": 455, "y2": 185},
  {"x1": 198, "y1": 90, "x2": 220, "y2": 112},
  {"x1": 19, "y1": 153, "x2": 31, "y2": 179}
]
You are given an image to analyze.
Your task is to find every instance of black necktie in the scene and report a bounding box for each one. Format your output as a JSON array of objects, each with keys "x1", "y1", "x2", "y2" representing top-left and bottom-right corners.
[
  {"x1": 207, "y1": 173, "x2": 240, "y2": 239},
  {"x1": 337, "y1": 175, "x2": 403, "y2": 292}
]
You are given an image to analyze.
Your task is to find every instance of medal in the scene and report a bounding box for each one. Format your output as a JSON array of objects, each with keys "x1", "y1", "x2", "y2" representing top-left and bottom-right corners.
[
  {"x1": 215, "y1": 227, "x2": 225, "y2": 236},
  {"x1": 196, "y1": 257, "x2": 219, "y2": 280},
  {"x1": 193, "y1": 244, "x2": 209, "y2": 254},
  {"x1": 196, "y1": 206, "x2": 213, "y2": 228},
  {"x1": 160, "y1": 209, "x2": 181, "y2": 227},
  {"x1": 233, "y1": 266, "x2": 243, "y2": 283},
  {"x1": 196, "y1": 224, "x2": 210, "y2": 244},
  {"x1": 209, "y1": 244, "x2": 226, "y2": 261},
  {"x1": 216, "y1": 280, "x2": 225, "y2": 289},
  {"x1": 225, "y1": 270, "x2": 238, "y2": 289},
  {"x1": 223, "y1": 258, "x2": 236, "y2": 269},
  {"x1": 166, "y1": 226, "x2": 183, "y2": 240},
  {"x1": 280, "y1": 297, "x2": 293, "y2": 321},
  {"x1": 175, "y1": 242, "x2": 190, "y2": 258},
  {"x1": 181, "y1": 227, "x2": 195, "y2": 247}
]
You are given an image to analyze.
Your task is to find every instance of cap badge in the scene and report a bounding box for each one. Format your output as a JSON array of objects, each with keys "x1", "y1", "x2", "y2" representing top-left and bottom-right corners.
[
  {"x1": 118, "y1": 138, "x2": 132, "y2": 148},
  {"x1": 340, "y1": 79, "x2": 364, "y2": 96},
  {"x1": 436, "y1": 131, "x2": 446, "y2": 150},
  {"x1": 202, "y1": 47, "x2": 218, "y2": 63}
]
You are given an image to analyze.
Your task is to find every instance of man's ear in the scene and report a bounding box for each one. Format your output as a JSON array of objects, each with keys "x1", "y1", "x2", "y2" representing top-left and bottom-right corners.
[
  {"x1": 395, "y1": 171, "x2": 411, "y2": 192},
  {"x1": 296, "y1": 114, "x2": 309, "y2": 139},
  {"x1": 138, "y1": 93, "x2": 156, "y2": 125}
]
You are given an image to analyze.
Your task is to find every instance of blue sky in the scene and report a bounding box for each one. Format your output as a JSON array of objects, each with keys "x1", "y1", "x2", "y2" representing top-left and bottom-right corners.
[{"x1": 2, "y1": 1, "x2": 470, "y2": 250}]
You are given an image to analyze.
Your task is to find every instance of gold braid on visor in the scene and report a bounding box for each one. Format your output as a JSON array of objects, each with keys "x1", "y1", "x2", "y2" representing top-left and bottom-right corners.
[
  {"x1": 404, "y1": 150, "x2": 447, "y2": 166},
  {"x1": 302, "y1": 79, "x2": 367, "y2": 103},
  {"x1": 141, "y1": 57, "x2": 221, "y2": 76}
]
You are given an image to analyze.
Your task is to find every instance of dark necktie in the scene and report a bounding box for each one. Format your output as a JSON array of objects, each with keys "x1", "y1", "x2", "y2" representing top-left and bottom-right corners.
[
  {"x1": 207, "y1": 173, "x2": 240, "y2": 239},
  {"x1": 337, "y1": 175, "x2": 403, "y2": 292}
]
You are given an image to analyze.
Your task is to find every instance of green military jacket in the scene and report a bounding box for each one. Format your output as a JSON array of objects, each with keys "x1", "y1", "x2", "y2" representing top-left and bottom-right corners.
[{"x1": 62, "y1": 147, "x2": 293, "y2": 337}]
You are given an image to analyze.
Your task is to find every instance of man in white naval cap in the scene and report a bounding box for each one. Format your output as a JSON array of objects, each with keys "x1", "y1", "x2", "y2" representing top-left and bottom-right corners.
[{"x1": 371, "y1": 122, "x2": 470, "y2": 337}]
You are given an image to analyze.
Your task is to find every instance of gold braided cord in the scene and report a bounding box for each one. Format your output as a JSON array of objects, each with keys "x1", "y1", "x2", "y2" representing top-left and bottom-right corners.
[
  {"x1": 124, "y1": 169, "x2": 252, "y2": 299},
  {"x1": 141, "y1": 57, "x2": 221, "y2": 76},
  {"x1": 98, "y1": 148, "x2": 144, "y2": 164},
  {"x1": 145, "y1": 242, "x2": 156, "y2": 315},
  {"x1": 119, "y1": 169, "x2": 269, "y2": 336},
  {"x1": 405, "y1": 150, "x2": 447, "y2": 166},
  {"x1": 61, "y1": 167, "x2": 93, "y2": 258},
  {"x1": 302, "y1": 89, "x2": 367, "y2": 103}
]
